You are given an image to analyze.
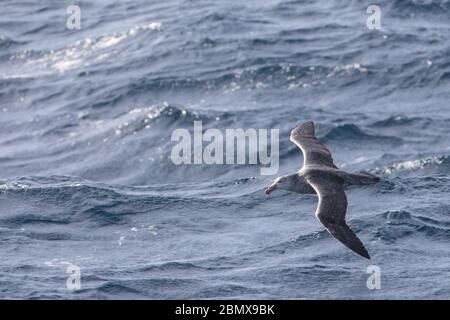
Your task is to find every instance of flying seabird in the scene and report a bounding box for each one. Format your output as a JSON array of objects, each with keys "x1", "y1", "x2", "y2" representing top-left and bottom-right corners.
[{"x1": 265, "y1": 121, "x2": 380, "y2": 259}]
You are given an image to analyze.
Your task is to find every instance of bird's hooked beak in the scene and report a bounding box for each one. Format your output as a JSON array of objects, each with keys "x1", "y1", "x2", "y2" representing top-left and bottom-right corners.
[{"x1": 264, "y1": 182, "x2": 278, "y2": 196}]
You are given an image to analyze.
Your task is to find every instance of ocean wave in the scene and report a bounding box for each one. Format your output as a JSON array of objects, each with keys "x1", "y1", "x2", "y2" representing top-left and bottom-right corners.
[
  {"x1": 107, "y1": 59, "x2": 370, "y2": 94},
  {"x1": 31, "y1": 104, "x2": 219, "y2": 148},
  {"x1": 373, "y1": 155, "x2": 448, "y2": 175},
  {"x1": 373, "y1": 209, "x2": 450, "y2": 242},
  {"x1": 137, "y1": 261, "x2": 207, "y2": 272},
  {"x1": 0, "y1": 175, "x2": 261, "y2": 228},
  {"x1": 0, "y1": 35, "x2": 22, "y2": 49},
  {"x1": 370, "y1": 115, "x2": 433, "y2": 128},
  {"x1": 389, "y1": 0, "x2": 450, "y2": 13},
  {"x1": 87, "y1": 277, "x2": 204, "y2": 299},
  {"x1": 321, "y1": 124, "x2": 403, "y2": 144},
  {"x1": 8, "y1": 22, "x2": 162, "y2": 76}
]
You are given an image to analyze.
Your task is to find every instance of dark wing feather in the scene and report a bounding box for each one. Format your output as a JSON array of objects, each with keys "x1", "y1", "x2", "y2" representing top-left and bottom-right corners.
[
  {"x1": 306, "y1": 175, "x2": 370, "y2": 259},
  {"x1": 290, "y1": 121, "x2": 337, "y2": 169}
]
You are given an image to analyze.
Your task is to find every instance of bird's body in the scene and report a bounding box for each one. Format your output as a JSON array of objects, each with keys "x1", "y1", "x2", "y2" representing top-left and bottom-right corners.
[{"x1": 265, "y1": 121, "x2": 380, "y2": 259}]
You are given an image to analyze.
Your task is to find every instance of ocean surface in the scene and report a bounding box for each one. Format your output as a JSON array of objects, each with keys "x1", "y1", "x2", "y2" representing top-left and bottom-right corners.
[{"x1": 1, "y1": 0, "x2": 450, "y2": 299}]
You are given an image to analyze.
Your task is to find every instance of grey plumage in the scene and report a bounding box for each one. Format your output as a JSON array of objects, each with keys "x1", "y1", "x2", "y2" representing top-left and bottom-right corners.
[{"x1": 265, "y1": 121, "x2": 379, "y2": 259}]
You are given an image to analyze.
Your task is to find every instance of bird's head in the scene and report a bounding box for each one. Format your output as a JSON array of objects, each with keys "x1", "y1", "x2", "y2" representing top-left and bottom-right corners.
[{"x1": 264, "y1": 175, "x2": 291, "y2": 196}]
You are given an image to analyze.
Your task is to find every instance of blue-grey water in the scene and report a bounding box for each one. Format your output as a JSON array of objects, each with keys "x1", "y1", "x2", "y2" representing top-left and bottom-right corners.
[{"x1": 1, "y1": 0, "x2": 450, "y2": 299}]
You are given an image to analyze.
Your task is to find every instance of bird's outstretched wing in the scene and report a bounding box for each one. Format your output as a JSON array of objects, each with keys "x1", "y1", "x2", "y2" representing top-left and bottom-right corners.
[
  {"x1": 290, "y1": 121, "x2": 337, "y2": 169},
  {"x1": 306, "y1": 175, "x2": 371, "y2": 259}
]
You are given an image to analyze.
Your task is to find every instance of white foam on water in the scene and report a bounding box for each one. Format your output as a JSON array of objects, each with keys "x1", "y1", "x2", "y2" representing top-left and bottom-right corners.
[
  {"x1": 7, "y1": 22, "x2": 162, "y2": 76},
  {"x1": 375, "y1": 155, "x2": 445, "y2": 174}
]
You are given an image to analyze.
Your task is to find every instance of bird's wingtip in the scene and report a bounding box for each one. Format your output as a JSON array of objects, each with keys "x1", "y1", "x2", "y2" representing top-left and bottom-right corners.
[
  {"x1": 324, "y1": 223, "x2": 372, "y2": 260},
  {"x1": 356, "y1": 244, "x2": 371, "y2": 259},
  {"x1": 292, "y1": 120, "x2": 315, "y2": 137}
]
